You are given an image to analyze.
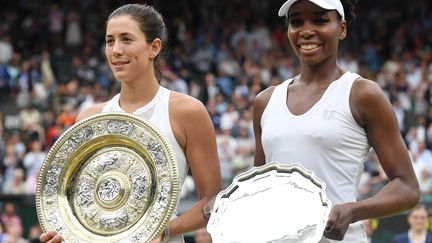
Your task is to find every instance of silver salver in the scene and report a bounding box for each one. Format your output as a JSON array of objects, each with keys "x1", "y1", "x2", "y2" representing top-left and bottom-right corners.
[
  {"x1": 207, "y1": 162, "x2": 332, "y2": 243},
  {"x1": 35, "y1": 112, "x2": 179, "y2": 242}
]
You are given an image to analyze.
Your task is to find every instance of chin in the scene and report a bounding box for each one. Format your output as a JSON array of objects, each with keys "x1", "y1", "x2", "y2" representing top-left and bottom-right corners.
[
  {"x1": 113, "y1": 71, "x2": 128, "y2": 80},
  {"x1": 112, "y1": 76, "x2": 127, "y2": 83},
  {"x1": 301, "y1": 59, "x2": 322, "y2": 67}
]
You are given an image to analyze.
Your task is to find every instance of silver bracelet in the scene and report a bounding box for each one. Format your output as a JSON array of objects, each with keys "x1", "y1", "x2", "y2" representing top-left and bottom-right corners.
[{"x1": 162, "y1": 226, "x2": 169, "y2": 242}]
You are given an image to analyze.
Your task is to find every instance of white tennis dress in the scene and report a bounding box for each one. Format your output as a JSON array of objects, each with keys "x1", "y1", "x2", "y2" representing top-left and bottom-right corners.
[{"x1": 261, "y1": 71, "x2": 370, "y2": 243}]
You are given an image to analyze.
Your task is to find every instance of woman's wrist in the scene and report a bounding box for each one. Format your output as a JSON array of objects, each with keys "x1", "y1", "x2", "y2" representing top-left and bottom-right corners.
[{"x1": 161, "y1": 226, "x2": 169, "y2": 242}]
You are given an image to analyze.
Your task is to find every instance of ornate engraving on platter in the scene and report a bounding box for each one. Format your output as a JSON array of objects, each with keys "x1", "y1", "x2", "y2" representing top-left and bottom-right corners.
[
  {"x1": 93, "y1": 153, "x2": 120, "y2": 173},
  {"x1": 99, "y1": 210, "x2": 129, "y2": 230},
  {"x1": 107, "y1": 120, "x2": 134, "y2": 136},
  {"x1": 130, "y1": 173, "x2": 149, "y2": 199},
  {"x1": 69, "y1": 126, "x2": 94, "y2": 148},
  {"x1": 98, "y1": 178, "x2": 121, "y2": 201},
  {"x1": 147, "y1": 138, "x2": 166, "y2": 166},
  {"x1": 47, "y1": 212, "x2": 65, "y2": 234},
  {"x1": 43, "y1": 165, "x2": 62, "y2": 195},
  {"x1": 75, "y1": 180, "x2": 93, "y2": 207},
  {"x1": 92, "y1": 121, "x2": 108, "y2": 136},
  {"x1": 71, "y1": 150, "x2": 152, "y2": 234},
  {"x1": 36, "y1": 112, "x2": 179, "y2": 242}
]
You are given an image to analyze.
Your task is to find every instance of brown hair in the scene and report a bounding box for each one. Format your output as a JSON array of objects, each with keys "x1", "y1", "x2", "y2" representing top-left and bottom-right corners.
[{"x1": 107, "y1": 4, "x2": 168, "y2": 82}]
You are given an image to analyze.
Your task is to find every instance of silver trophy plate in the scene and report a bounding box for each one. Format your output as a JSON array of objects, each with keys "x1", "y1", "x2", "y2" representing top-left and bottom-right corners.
[
  {"x1": 36, "y1": 112, "x2": 179, "y2": 242},
  {"x1": 207, "y1": 162, "x2": 331, "y2": 243}
]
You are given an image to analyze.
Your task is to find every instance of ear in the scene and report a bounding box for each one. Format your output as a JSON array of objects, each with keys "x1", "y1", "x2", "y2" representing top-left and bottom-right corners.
[
  {"x1": 339, "y1": 21, "x2": 347, "y2": 40},
  {"x1": 149, "y1": 38, "x2": 162, "y2": 59}
]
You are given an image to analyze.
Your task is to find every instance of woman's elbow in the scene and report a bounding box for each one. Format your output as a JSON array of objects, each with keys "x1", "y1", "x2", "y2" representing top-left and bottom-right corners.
[
  {"x1": 405, "y1": 179, "x2": 421, "y2": 208},
  {"x1": 410, "y1": 185, "x2": 421, "y2": 207}
]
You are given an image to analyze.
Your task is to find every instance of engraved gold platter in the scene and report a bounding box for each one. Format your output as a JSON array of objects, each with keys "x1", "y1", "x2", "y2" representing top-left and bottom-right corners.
[
  {"x1": 36, "y1": 112, "x2": 179, "y2": 242},
  {"x1": 207, "y1": 162, "x2": 331, "y2": 243}
]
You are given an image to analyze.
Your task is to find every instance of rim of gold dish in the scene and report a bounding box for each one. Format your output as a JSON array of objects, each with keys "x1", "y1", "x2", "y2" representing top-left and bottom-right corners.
[{"x1": 36, "y1": 112, "x2": 179, "y2": 242}]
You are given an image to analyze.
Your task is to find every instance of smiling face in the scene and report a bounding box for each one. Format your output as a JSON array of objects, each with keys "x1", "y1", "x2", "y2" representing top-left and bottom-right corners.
[
  {"x1": 105, "y1": 15, "x2": 160, "y2": 83},
  {"x1": 287, "y1": 0, "x2": 346, "y2": 66}
]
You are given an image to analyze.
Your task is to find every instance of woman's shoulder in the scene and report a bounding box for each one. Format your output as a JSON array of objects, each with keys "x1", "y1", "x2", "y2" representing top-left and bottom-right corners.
[
  {"x1": 253, "y1": 85, "x2": 277, "y2": 110},
  {"x1": 350, "y1": 77, "x2": 391, "y2": 127},
  {"x1": 256, "y1": 85, "x2": 277, "y2": 101},
  {"x1": 169, "y1": 91, "x2": 208, "y2": 117},
  {"x1": 351, "y1": 77, "x2": 385, "y2": 102},
  {"x1": 75, "y1": 102, "x2": 107, "y2": 122}
]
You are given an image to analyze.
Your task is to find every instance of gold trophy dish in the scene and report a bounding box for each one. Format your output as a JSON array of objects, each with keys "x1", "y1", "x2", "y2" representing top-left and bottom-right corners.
[{"x1": 36, "y1": 112, "x2": 179, "y2": 242}]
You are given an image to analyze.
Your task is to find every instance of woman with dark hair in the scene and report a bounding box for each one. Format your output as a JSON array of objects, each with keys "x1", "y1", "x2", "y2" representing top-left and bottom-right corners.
[
  {"x1": 40, "y1": 4, "x2": 221, "y2": 243},
  {"x1": 253, "y1": 0, "x2": 420, "y2": 242}
]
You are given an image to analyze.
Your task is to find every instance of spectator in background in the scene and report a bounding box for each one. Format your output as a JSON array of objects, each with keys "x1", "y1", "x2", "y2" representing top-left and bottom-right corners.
[
  {"x1": 23, "y1": 140, "x2": 45, "y2": 182},
  {"x1": 216, "y1": 129, "x2": 237, "y2": 185},
  {"x1": 0, "y1": 35, "x2": 13, "y2": 65},
  {"x1": 25, "y1": 168, "x2": 39, "y2": 194},
  {"x1": 5, "y1": 223, "x2": 28, "y2": 243},
  {"x1": 219, "y1": 103, "x2": 239, "y2": 132},
  {"x1": 40, "y1": 51, "x2": 55, "y2": 93},
  {"x1": 7, "y1": 53, "x2": 22, "y2": 99},
  {"x1": 64, "y1": 7, "x2": 82, "y2": 48},
  {"x1": 207, "y1": 100, "x2": 222, "y2": 131},
  {"x1": 417, "y1": 169, "x2": 432, "y2": 199},
  {"x1": 2, "y1": 143, "x2": 21, "y2": 187},
  {"x1": 203, "y1": 73, "x2": 220, "y2": 103},
  {"x1": 56, "y1": 104, "x2": 77, "y2": 128},
  {"x1": 48, "y1": 4, "x2": 64, "y2": 50},
  {"x1": 77, "y1": 84, "x2": 97, "y2": 113},
  {"x1": 3, "y1": 168, "x2": 26, "y2": 194},
  {"x1": 392, "y1": 96, "x2": 408, "y2": 137},
  {"x1": 393, "y1": 204, "x2": 432, "y2": 243},
  {"x1": 215, "y1": 69, "x2": 233, "y2": 97},
  {"x1": 19, "y1": 103, "x2": 42, "y2": 133},
  {"x1": 19, "y1": 103, "x2": 45, "y2": 143},
  {"x1": 1, "y1": 203, "x2": 23, "y2": 236},
  {"x1": 163, "y1": 71, "x2": 189, "y2": 94},
  {"x1": 231, "y1": 145, "x2": 254, "y2": 176},
  {"x1": 0, "y1": 61, "x2": 11, "y2": 101},
  {"x1": 44, "y1": 118, "x2": 63, "y2": 148}
]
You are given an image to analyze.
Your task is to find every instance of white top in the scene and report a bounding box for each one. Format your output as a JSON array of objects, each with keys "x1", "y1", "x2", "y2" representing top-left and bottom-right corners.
[
  {"x1": 261, "y1": 71, "x2": 370, "y2": 243},
  {"x1": 102, "y1": 86, "x2": 187, "y2": 243}
]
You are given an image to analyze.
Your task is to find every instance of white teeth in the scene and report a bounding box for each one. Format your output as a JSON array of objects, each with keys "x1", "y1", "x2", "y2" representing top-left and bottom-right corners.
[{"x1": 301, "y1": 44, "x2": 319, "y2": 50}]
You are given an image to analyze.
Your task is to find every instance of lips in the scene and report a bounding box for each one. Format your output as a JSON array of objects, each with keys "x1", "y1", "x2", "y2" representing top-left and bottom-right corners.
[
  {"x1": 299, "y1": 43, "x2": 321, "y2": 50},
  {"x1": 112, "y1": 60, "x2": 130, "y2": 66}
]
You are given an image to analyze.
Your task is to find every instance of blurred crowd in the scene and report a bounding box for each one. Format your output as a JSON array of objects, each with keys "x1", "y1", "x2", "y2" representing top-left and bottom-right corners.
[{"x1": 0, "y1": 0, "x2": 432, "y2": 241}]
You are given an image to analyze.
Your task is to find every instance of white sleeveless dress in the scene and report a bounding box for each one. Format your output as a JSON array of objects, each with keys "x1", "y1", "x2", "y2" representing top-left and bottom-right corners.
[
  {"x1": 261, "y1": 71, "x2": 371, "y2": 243},
  {"x1": 102, "y1": 86, "x2": 188, "y2": 243}
]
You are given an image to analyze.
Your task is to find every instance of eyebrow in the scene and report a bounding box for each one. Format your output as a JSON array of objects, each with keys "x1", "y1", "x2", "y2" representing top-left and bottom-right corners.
[{"x1": 105, "y1": 32, "x2": 134, "y2": 38}]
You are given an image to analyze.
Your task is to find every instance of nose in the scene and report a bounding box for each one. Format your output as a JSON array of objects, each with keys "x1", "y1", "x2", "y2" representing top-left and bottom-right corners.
[
  {"x1": 299, "y1": 22, "x2": 316, "y2": 38},
  {"x1": 112, "y1": 41, "x2": 123, "y2": 56}
]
